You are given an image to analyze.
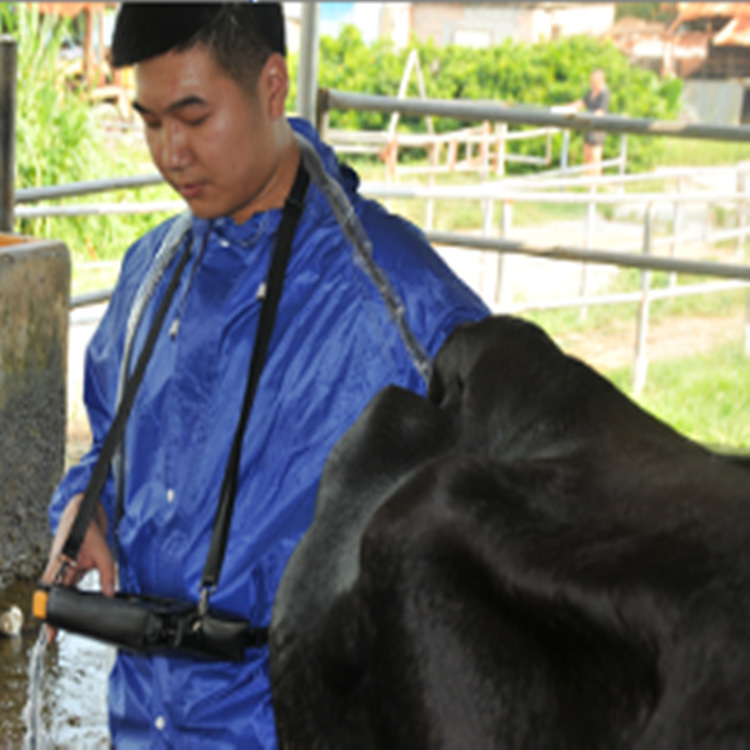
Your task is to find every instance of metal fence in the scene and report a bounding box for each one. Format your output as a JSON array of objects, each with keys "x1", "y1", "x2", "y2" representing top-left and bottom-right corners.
[
  {"x1": 317, "y1": 89, "x2": 750, "y2": 394},
  {"x1": 7, "y1": 81, "x2": 750, "y2": 394}
]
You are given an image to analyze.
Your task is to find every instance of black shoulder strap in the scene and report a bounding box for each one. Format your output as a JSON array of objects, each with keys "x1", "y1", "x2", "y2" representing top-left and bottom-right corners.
[
  {"x1": 201, "y1": 160, "x2": 310, "y2": 594},
  {"x1": 60, "y1": 242, "x2": 194, "y2": 567}
]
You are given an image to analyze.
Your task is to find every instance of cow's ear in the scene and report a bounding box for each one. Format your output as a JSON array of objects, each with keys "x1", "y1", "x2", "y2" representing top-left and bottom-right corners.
[{"x1": 427, "y1": 365, "x2": 445, "y2": 405}]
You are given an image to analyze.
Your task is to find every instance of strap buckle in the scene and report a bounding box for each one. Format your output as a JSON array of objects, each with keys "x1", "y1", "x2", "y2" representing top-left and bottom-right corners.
[
  {"x1": 198, "y1": 585, "x2": 214, "y2": 617},
  {"x1": 52, "y1": 555, "x2": 76, "y2": 586}
]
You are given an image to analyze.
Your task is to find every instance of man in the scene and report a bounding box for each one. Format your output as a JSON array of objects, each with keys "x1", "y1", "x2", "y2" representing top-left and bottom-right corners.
[
  {"x1": 41, "y1": 3, "x2": 487, "y2": 747},
  {"x1": 571, "y1": 68, "x2": 610, "y2": 177}
]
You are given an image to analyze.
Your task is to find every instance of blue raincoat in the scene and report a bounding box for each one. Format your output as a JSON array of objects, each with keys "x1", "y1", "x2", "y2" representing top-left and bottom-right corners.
[{"x1": 50, "y1": 119, "x2": 488, "y2": 748}]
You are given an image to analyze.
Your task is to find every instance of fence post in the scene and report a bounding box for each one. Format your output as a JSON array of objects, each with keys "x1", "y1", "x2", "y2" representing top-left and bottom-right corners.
[
  {"x1": 479, "y1": 121, "x2": 490, "y2": 180},
  {"x1": 740, "y1": 163, "x2": 750, "y2": 357},
  {"x1": 560, "y1": 129, "x2": 570, "y2": 176},
  {"x1": 633, "y1": 201, "x2": 654, "y2": 396},
  {"x1": 545, "y1": 127, "x2": 552, "y2": 166},
  {"x1": 0, "y1": 36, "x2": 17, "y2": 232},
  {"x1": 579, "y1": 184, "x2": 596, "y2": 320},
  {"x1": 425, "y1": 143, "x2": 436, "y2": 231},
  {"x1": 482, "y1": 196, "x2": 495, "y2": 301},
  {"x1": 736, "y1": 162, "x2": 748, "y2": 260},
  {"x1": 495, "y1": 200, "x2": 512, "y2": 310},
  {"x1": 669, "y1": 176, "x2": 683, "y2": 290},
  {"x1": 618, "y1": 134, "x2": 627, "y2": 193},
  {"x1": 494, "y1": 123, "x2": 506, "y2": 176}
]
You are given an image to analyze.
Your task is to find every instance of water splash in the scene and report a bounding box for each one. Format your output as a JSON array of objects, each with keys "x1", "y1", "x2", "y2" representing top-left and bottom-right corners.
[{"x1": 21, "y1": 626, "x2": 47, "y2": 750}]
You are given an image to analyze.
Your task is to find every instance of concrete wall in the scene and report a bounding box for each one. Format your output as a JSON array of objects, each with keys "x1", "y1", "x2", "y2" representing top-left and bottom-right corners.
[
  {"x1": 0, "y1": 235, "x2": 69, "y2": 592},
  {"x1": 682, "y1": 79, "x2": 746, "y2": 125}
]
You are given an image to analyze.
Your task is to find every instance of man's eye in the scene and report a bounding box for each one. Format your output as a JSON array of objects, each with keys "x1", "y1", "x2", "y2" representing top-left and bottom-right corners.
[
  {"x1": 139, "y1": 115, "x2": 160, "y2": 130},
  {"x1": 186, "y1": 115, "x2": 208, "y2": 127}
]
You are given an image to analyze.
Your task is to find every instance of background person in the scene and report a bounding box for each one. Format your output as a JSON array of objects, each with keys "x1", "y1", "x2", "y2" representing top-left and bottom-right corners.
[
  {"x1": 41, "y1": 3, "x2": 488, "y2": 747},
  {"x1": 568, "y1": 68, "x2": 610, "y2": 176}
]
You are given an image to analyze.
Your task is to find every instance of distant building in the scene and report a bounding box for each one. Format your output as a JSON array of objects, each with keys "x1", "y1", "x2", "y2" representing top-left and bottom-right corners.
[
  {"x1": 408, "y1": 3, "x2": 614, "y2": 48},
  {"x1": 610, "y1": 3, "x2": 750, "y2": 125},
  {"x1": 669, "y1": 1, "x2": 750, "y2": 78}
]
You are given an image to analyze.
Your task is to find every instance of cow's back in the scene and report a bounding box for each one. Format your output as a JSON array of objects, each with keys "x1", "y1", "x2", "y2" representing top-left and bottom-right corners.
[{"x1": 270, "y1": 316, "x2": 750, "y2": 749}]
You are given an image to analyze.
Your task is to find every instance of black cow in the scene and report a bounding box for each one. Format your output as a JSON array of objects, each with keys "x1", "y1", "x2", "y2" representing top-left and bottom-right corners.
[{"x1": 270, "y1": 316, "x2": 750, "y2": 749}]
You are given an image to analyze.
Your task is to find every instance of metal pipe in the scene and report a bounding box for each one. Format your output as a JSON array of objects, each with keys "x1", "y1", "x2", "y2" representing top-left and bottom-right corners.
[
  {"x1": 70, "y1": 288, "x2": 114, "y2": 309},
  {"x1": 16, "y1": 200, "x2": 184, "y2": 218},
  {"x1": 0, "y1": 36, "x2": 17, "y2": 232},
  {"x1": 324, "y1": 90, "x2": 750, "y2": 142},
  {"x1": 16, "y1": 174, "x2": 164, "y2": 203},
  {"x1": 360, "y1": 182, "x2": 744, "y2": 204},
  {"x1": 424, "y1": 230, "x2": 750, "y2": 281},
  {"x1": 297, "y1": 3, "x2": 320, "y2": 126}
]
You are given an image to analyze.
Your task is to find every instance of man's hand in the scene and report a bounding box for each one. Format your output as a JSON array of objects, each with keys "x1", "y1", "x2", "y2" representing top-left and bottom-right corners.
[{"x1": 40, "y1": 493, "x2": 116, "y2": 642}]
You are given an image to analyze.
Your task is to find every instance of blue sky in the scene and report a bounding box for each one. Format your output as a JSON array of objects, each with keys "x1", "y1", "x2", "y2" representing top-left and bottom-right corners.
[{"x1": 319, "y1": 3, "x2": 381, "y2": 43}]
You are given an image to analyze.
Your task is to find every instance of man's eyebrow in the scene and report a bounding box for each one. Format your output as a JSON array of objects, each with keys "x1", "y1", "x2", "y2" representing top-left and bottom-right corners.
[{"x1": 131, "y1": 96, "x2": 209, "y2": 116}]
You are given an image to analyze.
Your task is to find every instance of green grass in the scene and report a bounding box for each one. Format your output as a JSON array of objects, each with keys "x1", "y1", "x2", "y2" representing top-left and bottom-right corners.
[
  {"x1": 70, "y1": 261, "x2": 122, "y2": 298},
  {"x1": 660, "y1": 138, "x2": 750, "y2": 168},
  {"x1": 605, "y1": 341, "x2": 750, "y2": 450}
]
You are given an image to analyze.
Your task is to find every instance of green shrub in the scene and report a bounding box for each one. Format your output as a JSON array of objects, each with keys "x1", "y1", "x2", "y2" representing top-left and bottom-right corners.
[{"x1": 289, "y1": 26, "x2": 683, "y2": 173}]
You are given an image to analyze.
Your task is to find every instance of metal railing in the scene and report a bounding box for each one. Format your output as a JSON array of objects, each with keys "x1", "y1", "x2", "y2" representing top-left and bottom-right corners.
[
  {"x1": 317, "y1": 89, "x2": 750, "y2": 143},
  {"x1": 317, "y1": 89, "x2": 750, "y2": 394},
  {"x1": 7, "y1": 85, "x2": 750, "y2": 395}
]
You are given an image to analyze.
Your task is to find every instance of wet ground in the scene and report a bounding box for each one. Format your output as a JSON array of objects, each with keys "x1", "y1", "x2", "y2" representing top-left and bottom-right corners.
[{"x1": 0, "y1": 577, "x2": 112, "y2": 748}]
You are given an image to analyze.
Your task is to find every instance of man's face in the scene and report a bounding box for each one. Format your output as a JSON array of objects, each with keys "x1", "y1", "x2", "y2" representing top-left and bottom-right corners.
[{"x1": 133, "y1": 45, "x2": 287, "y2": 224}]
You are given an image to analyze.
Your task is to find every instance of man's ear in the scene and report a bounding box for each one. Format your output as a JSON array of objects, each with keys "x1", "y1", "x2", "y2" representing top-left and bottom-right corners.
[{"x1": 262, "y1": 52, "x2": 289, "y2": 120}]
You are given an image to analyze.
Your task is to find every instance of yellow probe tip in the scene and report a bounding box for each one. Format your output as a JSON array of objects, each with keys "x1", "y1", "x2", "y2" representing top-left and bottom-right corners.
[{"x1": 32, "y1": 589, "x2": 48, "y2": 621}]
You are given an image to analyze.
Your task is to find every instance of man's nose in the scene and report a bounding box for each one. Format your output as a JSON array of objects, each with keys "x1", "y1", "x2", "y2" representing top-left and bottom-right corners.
[{"x1": 161, "y1": 121, "x2": 190, "y2": 171}]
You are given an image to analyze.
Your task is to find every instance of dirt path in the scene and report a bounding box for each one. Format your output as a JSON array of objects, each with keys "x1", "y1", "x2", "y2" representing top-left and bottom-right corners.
[{"x1": 556, "y1": 311, "x2": 746, "y2": 373}]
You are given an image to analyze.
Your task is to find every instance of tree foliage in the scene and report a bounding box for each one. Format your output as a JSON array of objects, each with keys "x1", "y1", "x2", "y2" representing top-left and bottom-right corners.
[
  {"x1": 1, "y1": 4, "x2": 171, "y2": 259},
  {"x1": 289, "y1": 27, "x2": 683, "y2": 172}
]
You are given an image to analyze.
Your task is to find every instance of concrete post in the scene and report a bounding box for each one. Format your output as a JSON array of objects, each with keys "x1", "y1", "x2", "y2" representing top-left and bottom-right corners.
[{"x1": 0, "y1": 236, "x2": 70, "y2": 591}]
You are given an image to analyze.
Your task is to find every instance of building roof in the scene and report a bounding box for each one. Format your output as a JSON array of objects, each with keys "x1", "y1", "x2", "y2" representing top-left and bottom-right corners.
[
  {"x1": 714, "y1": 15, "x2": 750, "y2": 46},
  {"x1": 675, "y1": 3, "x2": 750, "y2": 22}
]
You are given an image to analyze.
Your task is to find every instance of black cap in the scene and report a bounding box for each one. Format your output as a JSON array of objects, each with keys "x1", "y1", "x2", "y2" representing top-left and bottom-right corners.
[{"x1": 111, "y1": 3, "x2": 285, "y2": 68}]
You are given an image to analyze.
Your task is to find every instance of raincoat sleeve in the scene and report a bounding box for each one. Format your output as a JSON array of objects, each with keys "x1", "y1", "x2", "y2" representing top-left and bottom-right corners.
[{"x1": 48, "y1": 220, "x2": 179, "y2": 538}]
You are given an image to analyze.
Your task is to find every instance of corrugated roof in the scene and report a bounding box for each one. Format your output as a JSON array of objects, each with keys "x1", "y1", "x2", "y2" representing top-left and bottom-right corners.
[{"x1": 714, "y1": 15, "x2": 750, "y2": 45}]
